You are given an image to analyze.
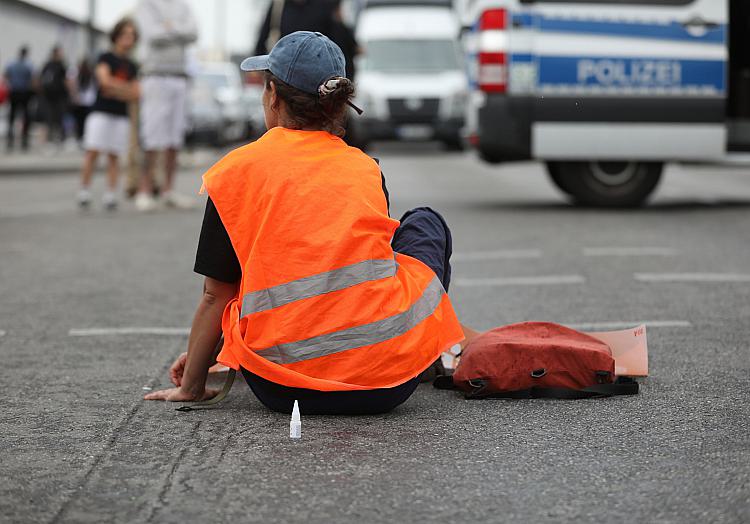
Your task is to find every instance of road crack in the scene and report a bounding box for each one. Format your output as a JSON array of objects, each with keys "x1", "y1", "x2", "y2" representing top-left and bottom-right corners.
[
  {"x1": 146, "y1": 420, "x2": 201, "y2": 523},
  {"x1": 49, "y1": 349, "x2": 183, "y2": 524}
]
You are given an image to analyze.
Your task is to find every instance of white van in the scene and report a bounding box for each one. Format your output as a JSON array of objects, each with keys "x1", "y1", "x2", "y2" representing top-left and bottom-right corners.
[
  {"x1": 354, "y1": 0, "x2": 469, "y2": 148},
  {"x1": 463, "y1": 0, "x2": 747, "y2": 206}
]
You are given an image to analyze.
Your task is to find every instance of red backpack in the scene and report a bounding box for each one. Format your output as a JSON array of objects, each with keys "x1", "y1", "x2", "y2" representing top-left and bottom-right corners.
[{"x1": 435, "y1": 322, "x2": 639, "y2": 399}]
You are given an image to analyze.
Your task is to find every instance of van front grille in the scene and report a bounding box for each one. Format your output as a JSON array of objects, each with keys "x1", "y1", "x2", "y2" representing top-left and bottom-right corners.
[{"x1": 388, "y1": 98, "x2": 440, "y2": 124}]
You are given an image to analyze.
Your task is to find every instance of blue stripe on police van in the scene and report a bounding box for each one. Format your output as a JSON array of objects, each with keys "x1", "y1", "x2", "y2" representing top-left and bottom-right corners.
[
  {"x1": 537, "y1": 56, "x2": 725, "y2": 92},
  {"x1": 511, "y1": 54, "x2": 534, "y2": 64},
  {"x1": 511, "y1": 14, "x2": 725, "y2": 45},
  {"x1": 512, "y1": 13, "x2": 534, "y2": 28}
]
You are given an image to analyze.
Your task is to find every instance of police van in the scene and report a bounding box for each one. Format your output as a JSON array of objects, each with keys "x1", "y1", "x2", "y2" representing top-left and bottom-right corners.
[
  {"x1": 462, "y1": 0, "x2": 747, "y2": 206},
  {"x1": 354, "y1": 0, "x2": 468, "y2": 149}
]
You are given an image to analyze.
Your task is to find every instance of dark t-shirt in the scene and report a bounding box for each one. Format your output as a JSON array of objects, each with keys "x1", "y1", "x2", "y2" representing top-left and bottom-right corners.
[
  {"x1": 194, "y1": 171, "x2": 390, "y2": 284},
  {"x1": 40, "y1": 60, "x2": 68, "y2": 98},
  {"x1": 328, "y1": 21, "x2": 358, "y2": 80},
  {"x1": 92, "y1": 52, "x2": 138, "y2": 117},
  {"x1": 254, "y1": 0, "x2": 338, "y2": 55}
]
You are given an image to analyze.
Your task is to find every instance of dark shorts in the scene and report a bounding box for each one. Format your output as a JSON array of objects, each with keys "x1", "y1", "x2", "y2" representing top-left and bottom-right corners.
[{"x1": 241, "y1": 206, "x2": 454, "y2": 415}]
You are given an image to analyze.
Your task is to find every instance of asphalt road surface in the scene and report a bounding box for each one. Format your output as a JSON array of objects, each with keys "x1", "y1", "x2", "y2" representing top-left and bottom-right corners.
[{"x1": 1, "y1": 143, "x2": 749, "y2": 523}]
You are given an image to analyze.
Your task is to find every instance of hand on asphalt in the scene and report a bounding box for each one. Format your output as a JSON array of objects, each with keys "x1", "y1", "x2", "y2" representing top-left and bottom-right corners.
[
  {"x1": 143, "y1": 387, "x2": 220, "y2": 402},
  {"x1": 169, "y1": 352, "x2": 188, "y2": 386}
]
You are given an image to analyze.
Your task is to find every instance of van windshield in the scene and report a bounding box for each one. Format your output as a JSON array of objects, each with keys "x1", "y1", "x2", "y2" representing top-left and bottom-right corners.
[
  {"x1": 199, "y1": 73, "x2": 230, "y2": 89},
  {"x1": 362, "y1": 39, "x2": 461, "y2": 73}
]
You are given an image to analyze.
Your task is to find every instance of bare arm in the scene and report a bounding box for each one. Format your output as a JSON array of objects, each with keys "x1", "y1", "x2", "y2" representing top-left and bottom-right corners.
[
  {"x1": 145, "y1": 277, "x2": 238, "y2": 401},
  {"x1": 95, "y1": 63, "x2": 139, "y2": 102}
]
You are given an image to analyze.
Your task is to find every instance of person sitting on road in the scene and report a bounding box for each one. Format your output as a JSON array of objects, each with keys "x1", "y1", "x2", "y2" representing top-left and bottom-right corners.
[
  {"x1": 145, "y1": 32, "x2": 479, "y2": 414},
  {"x1": 77, "y1": 19, "x2": 140, "y2": 211}
]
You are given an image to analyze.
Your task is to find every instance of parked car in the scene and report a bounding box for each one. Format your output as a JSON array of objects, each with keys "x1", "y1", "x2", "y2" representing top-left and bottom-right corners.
[
  {"x1": 241, "y1": 74, "x2": 266, "y2": 139},
  {"x1": 187, "y1": 62, "x2": 262, "y2": 146},
  {"x1": 353, "y1": 0, "x2": 468, "y2": 149}
]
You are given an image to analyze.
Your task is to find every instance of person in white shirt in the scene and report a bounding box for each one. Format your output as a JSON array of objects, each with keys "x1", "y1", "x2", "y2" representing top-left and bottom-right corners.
[{"x1": 134, "y1": 0, "x2": 198, "y2": 211}]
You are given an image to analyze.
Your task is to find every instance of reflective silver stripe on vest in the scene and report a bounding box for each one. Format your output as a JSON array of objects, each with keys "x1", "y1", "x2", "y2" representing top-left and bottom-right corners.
[
  {"x1": 255, "y1": 276, "x2": 445, "y2": 365},
  {"x1": 241, "y1": 258, "x2": 398, "y2": 317}
]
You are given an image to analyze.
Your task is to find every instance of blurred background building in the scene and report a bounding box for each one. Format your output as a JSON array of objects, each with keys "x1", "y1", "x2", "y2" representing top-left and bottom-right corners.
[
  {"x1": 0, "y1": 0, "x2": 269, "y2": 62},
  {"x1": 0, "y1": 0, "x2": 106, "y2": 67}
]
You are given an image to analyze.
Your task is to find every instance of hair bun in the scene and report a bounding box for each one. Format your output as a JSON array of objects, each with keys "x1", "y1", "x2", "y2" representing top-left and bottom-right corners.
[{"x1": 318, "y1": 77, "x2": 350, "y2": 98}]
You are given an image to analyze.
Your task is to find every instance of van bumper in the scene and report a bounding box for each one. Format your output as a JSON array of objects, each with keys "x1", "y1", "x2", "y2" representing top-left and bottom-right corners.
[
  {"x1": 476, "y1": 95, "x2": 533, "y2": 163},
  {"x1": 359, "y1": 118, "x2": 464, "y2": 141}
]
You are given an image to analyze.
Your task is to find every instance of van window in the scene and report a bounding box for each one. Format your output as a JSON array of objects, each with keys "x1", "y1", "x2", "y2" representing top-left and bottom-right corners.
[
  {"x1": 362, "y1": 40, "x2": 462, "y2": 73},
  {"x1": 199, "y1": 73, "x2": 232, "y2": 89}
]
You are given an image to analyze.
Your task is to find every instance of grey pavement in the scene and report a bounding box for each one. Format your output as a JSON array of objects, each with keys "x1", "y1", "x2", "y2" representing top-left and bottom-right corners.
[
  {"x1": 1, "y1": 143, "x2": 749, "y2": 523},
  {"x1": 0, "y1": 146, "x2": 221, "y2": 175},
  {"x1": 0, "y1": 148, "x2": 82, "y2": 174}
]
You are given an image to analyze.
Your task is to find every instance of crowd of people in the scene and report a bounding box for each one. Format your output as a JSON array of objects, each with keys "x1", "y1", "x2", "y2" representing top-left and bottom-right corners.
[
  {"x1": 2, "y1": 44, "x2": 107, "y2": 153},
  {"x1": 2, "y1": 0, "x2": 198, "y2": 212},
  {"x1": 3, "y1": 45, "x2": 78, "y2": 152},
  {"x1": 1, "y1": 0, "x2": 358, "y2": 213}
]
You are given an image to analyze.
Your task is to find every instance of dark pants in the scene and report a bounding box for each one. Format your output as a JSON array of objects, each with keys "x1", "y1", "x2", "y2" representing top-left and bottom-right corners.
[
  {"x1": 7, "y1": 91, "x2": 32, "y2": 150},
  {"x1": 71, "y1": 105, "x2": 91, "y2": 142},
  {"x1": 43, "y1": 95, "x2": 67, "y2": 143},
  {"x1": 242, "y1": 207, "x2": 453, "y2": 415}
]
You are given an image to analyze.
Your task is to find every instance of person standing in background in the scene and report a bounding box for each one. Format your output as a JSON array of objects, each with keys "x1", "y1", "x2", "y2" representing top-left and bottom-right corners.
[
  {"x1": 255, "y1": 1, "x2": 358, "y2": 86},
  {"x1": 134, "y1": 0, "x2": 197, "y2": 212},
  {"x1": 77, "y1": 19, "x2": 140, "y2": 211},
  {"x1": 4, "y1": 46, "x2": 34, "y2": 151},
  {"x1": 327, "y1": 2, "x2": 361, "y2": 147},
  {"x1": 69, "y1": 58, "x2": 97, "y2": 145},
  {"x1": 253, "y1": 0, "x2": 337, "y2": 56},
  {"x1": 39, "y1": 46, "x2": 69, "y2": 147},
  {"x1": 328, "y1": 2, "x2": 359, "y2": 81}
]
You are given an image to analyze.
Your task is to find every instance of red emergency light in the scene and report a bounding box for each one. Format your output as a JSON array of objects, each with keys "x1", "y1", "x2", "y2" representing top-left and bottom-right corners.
[{"x1": 478, "y1": 8, "x2": 508, "y2": 93}]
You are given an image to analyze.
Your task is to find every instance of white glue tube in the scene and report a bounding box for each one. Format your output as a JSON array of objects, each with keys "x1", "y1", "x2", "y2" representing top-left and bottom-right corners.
[{"x1": 290, "y1": 399, "x2": 301, "y2": 439}]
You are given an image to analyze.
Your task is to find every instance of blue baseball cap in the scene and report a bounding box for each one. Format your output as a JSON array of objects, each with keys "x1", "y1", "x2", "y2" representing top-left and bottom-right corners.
[{"x1": 241, "y1": 31, "x2": 346, "y2": 95}]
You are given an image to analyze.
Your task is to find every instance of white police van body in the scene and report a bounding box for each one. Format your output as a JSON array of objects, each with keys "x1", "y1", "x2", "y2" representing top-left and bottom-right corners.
[
  {"x1": 464, "y1": 0, "x2": 747, "y2": 205},
  {"x1": 354, "y1": 0, "x2": 468, "y2": 148}
]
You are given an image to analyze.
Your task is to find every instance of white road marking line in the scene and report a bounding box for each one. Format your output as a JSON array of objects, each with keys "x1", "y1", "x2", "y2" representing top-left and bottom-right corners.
[
  {"x1": 583, "y1": 247, "x2": 677, "y2": 257},
  {"x1": 68, "y1": 327, "x2": 190, "y2": 337},
  {"x1": 565, "y1": 320, "x2": 692, "y2": 331},
  {"x1": 452, "y1": 249, "x2": 543, "y2": 261},
  {"x1": 634, "y1": 273, "x2": 750, "y2": 283},
  {"x1": 454, "y1": 275, "x2": 585, "y2": 287}
]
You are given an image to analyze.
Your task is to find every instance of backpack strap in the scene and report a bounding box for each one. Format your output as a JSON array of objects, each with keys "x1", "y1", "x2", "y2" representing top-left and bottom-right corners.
[
  {"x1": 175, "y1": 369, "x2": 236, "y2": 412},
  {"x1": 432, "y1": 373, "x2": 456, "y2": 390},
  {"x1": 461, "y1": 377, "x2": 638, "y2": 400}
]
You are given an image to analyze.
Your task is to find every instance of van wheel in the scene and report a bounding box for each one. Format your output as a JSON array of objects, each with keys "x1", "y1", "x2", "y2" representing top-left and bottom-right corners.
[
  {"x1": 547, "y1": 161, "x2": 663, "y2": 207},
  {"x1": 546, "y1": 162, "x2": 575, "y2": 195}
]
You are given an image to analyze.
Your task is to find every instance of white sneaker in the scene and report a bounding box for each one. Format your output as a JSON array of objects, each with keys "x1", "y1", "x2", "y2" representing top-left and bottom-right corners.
[
  {"x1": 163, "y1": 191, "x2": 196, "y2": 210},
  {"x1": 134, "y1": 192, "x2": 157, "y2": 212},
  {"x1": 77, "y1": 188, "x2": 92, "y2": 210},
  {"x1": 102, "y1": 191, "x2": 118, "y2": 211}
]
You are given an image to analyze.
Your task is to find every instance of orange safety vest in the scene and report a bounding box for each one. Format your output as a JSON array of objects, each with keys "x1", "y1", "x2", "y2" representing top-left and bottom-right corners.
[{"x1": 203, "y1": 127, "x2": 464, "y2": 391}]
